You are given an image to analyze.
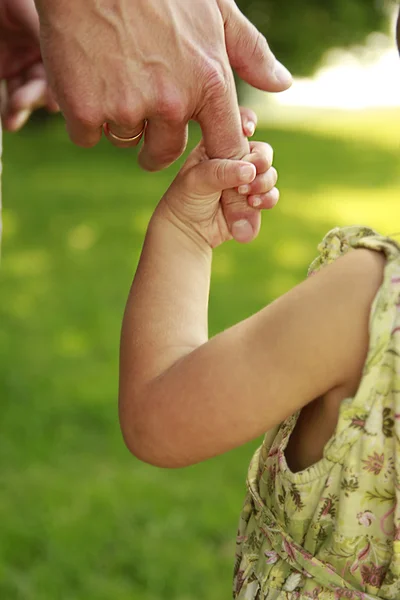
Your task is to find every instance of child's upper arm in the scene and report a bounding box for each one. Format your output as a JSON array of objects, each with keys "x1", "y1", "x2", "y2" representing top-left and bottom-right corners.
[{"x1": 123, "y1": 248, "x2": 385, "y2": 467}]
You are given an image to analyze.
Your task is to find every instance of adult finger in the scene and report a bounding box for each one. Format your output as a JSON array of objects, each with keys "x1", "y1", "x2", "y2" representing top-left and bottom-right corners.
[
  {"x1": 46, "y1": 87, "x2": 60, "y2": 113},
  {"x1": 6, "y1": 63, "x2": 59, "y2": 118},
  {"x1": 3, "y1": 107, "x2": 32, "y2": 131},
  {"x1": 6, "y1": 77, "x2": 46, "y2": 113},
  {"x1": 70, "y1": 97, "x2": 148, "y2": 149},
  {"x1": 197, "y1": 62, "x2": 247, "y2": 160},
  {"x1": 138, "y1": 118, "x2": 189, "y2": 171},
  {"x1": 14, "y1": 0, "x2": 40, "y2": 40},
  {"x1": 221, "y1": 0, "x2": 292, "y2": 93},
  {"x1": 104, "y1": 120, "x2": 148, "y2": 149},
  {"x1": 65, "y1": 111, "x2": 103, "y2": 148},
  {"x1": 2, "y1": 76, "x2": 47, "y2": 131},
  {"x1": 197, "y1": 66, "x2": 262, "y2": 243}
]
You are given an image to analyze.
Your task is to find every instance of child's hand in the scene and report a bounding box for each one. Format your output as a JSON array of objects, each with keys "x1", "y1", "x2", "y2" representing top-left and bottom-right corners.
[{"x1": 159, "y1": 107, "x2": 278, "y2": 249}]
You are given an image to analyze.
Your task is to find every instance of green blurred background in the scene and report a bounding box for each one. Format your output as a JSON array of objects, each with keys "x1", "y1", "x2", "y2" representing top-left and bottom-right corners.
[
  {"x1": 1, "y1": 3, "x2": 400, "y2": 599},
  {"x1": 2, "y1": 107, "x2": 399, "y2": 600}
]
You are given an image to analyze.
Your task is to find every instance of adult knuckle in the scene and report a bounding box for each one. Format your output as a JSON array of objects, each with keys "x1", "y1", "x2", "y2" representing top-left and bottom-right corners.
[
  {"x1": 153, "y1": 81, "x2": 186, "y2": 124},
  {"x1": 113, "y1": 102, "x2": 143, "y2": 129},
  {"x1": 70, "y1": 103, "x2": 101, "y2": 129},
  {"x1": 158, "y1": 95, "x2": 186, "y2": 124}
]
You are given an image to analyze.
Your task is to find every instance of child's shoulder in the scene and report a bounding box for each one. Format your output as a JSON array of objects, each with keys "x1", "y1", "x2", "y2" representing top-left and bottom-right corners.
[
  {"x1": 305, "y1": 226, "x2": 400, "y2": 321},
  {"x1": 308, "y1": 225, "x2": 400, "y2": 278}
]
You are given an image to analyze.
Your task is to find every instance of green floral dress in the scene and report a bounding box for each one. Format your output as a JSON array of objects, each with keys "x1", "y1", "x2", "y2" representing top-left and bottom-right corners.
[{"x1": 234, "y1": 226, "x2": 400, "y2": 600}]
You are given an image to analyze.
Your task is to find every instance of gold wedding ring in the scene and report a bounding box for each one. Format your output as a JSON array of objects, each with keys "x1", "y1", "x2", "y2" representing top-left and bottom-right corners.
[{"x1": 103, "y1": 120, "x2": 147, "y2": 144}]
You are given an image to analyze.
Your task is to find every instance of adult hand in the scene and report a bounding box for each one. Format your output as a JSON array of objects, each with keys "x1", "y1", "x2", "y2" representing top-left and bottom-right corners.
[
  {"x1": 161, "y1": 107, "x2": 278, "y2": 250},
  {"x1": 35, "y1": 0, "x2": 291, "y2": 242},
  {"x1": 0, "y1": 0, "x2": 57, "y2": 131}
]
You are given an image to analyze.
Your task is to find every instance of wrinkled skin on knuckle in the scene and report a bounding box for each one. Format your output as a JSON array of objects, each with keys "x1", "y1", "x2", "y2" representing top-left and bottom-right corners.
[{"x1": 202, "y1": 59, "x2": 231, "y2": 103}]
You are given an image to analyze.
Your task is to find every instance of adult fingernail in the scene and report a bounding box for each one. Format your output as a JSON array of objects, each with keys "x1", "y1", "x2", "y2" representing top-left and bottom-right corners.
[
  {"x1": 12, "y1": 109, "x2": 31, "y2": 131},
  {"x1": 274, "y1": 61, "x2": 293, "y2": 87},
  {"x1": 232, "y1": 219, "x2": 253, "y2": 243},
  {"x1": 239, "y1": 164, "x2": 255, "y2": 183}
]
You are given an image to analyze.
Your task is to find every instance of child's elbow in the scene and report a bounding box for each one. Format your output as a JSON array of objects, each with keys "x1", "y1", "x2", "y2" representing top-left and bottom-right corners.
[
  {"x1": 120, "y1": 425, "x2": 191, "y2": 469},
  {"x1": 119, "y1": 392, "x2": 190, "y2": 469}
]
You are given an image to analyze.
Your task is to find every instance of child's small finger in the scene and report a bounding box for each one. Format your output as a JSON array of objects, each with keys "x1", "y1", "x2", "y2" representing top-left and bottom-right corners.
[
  {"x1": 239, "y1": 107, "x2": 257, "y2": 137},
  {"x1": 242, "y1": 143, "x2": 274, "y2": 173},
  {"x1": 238, "y1": 167, "x2": 278, "y2": 196},
  {"x1": 249, "y1": 188, "x2": 280, "y2": 210}
]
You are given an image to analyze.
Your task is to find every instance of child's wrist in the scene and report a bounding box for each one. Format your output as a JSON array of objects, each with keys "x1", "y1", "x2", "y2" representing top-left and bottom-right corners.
[{"x1": 154, "y1": 199, "x2": 213, "y2": 258}]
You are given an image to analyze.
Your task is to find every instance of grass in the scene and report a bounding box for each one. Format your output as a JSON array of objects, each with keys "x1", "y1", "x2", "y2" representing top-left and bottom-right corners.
[{"x1": 0, "y1": 108, "x2": 399, "y2": 599}]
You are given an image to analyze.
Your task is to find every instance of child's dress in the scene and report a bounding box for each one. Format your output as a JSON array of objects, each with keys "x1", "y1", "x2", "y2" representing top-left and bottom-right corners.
[{"x1": 234, "y1": 226, "x2": 400, "y2": 600}]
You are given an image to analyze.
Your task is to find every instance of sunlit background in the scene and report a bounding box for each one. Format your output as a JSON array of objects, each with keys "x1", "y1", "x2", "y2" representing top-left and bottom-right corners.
[
  {"x1": 1, "y1": 5, "x2": 399, "y2": 600},
  {"x1": 272, "y1": 33, "x2": 400, "y2": 109}
]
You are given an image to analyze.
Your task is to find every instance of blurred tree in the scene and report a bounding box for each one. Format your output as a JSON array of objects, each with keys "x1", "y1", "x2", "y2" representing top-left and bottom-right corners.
[{"x1": 237, "y1": 0, "x2": 392, "y2": 76}]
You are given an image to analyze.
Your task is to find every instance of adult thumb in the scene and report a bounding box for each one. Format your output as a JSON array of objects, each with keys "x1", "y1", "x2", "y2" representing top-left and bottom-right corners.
[{"x1": 221, "y1": 0, "x2": 292, "y2": 92}]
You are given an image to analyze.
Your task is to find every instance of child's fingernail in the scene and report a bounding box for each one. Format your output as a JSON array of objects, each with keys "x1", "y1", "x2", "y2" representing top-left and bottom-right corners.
[
  {"x1": 239, "y1": 164, "x2": 255, "y2": 183},
  {"x1": 238, "y1": 184, "x2": 250, "y2": 195},
  {"x1": 274, "y1": 61, "x2": 293, "y2": 87},
  {"x1": 252, "y1": 196, "x2": 262, "y2": 207},
  {"x1": 232, "y1": 219, "x2": 253, "y2": 243},
  {"x1": 246, "y1": 121, "x2": 255, "y2": 136}
]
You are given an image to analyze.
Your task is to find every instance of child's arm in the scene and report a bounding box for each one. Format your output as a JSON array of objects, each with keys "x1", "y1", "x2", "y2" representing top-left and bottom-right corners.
[{"x1": 120, "y1": 139, "x2": 385, "y2": 468}]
